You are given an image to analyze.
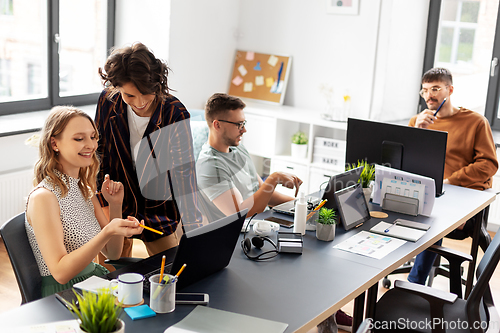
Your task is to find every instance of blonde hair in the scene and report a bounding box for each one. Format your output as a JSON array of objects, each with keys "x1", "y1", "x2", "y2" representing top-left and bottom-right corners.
[{"x1": 34, "y1": 106, "x2": 100, "y2": 198}]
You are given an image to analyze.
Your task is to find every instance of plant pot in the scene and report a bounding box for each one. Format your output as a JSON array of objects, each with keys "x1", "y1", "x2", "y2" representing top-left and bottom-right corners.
[
  {"x1": 78, "y1": 319, "x2": 125, "y2": 333},
  {"x1": 363, "y1": 187, "x2": 372, "y2": 203},
  {"x1": 316, "y1": 223, "x2": 335, "y2": 242},
  {"x1": 291, "y1": 143, "x2": 307, "y2": 159}
]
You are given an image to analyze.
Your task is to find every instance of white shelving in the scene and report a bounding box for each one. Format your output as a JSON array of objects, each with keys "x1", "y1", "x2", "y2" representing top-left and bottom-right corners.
[{"x1": 241, "y1": 102, "x2": 348, "y2": 196}]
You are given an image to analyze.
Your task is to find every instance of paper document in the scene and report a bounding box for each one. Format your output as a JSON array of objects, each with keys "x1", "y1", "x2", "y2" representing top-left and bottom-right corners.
[
  {"x1": 12, "y1": 319, "x2": 79, "y2": 333},
  {"x1": 164, "y1": 306, "x2": 288, "y2": 333},
  {"x1": 73, "y1": 275, "x2": 113, "y2": 293},
  {"x1": 333, "y1": 231, "x2": 406, "y2": 259},
  {"x1": 370, "y1": 221, "x2": 427, "y2": 242},
  {"x1": 373, "y1": 165, "x2": 435, "y2": 217}
]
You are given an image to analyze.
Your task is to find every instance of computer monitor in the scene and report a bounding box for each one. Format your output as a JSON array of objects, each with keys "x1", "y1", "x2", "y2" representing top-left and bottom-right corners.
[{"x1": 345, "y1": 118, "x2": 448, "y2": 197}]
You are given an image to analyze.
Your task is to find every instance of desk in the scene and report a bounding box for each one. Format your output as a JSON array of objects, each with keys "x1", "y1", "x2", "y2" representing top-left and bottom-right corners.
[{"x1": 0, "y1": 185, "x2": 495, "y2": 333}]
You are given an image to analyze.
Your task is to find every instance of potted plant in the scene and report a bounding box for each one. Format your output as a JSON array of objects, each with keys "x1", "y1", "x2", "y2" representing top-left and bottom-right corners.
[
  {"x1": 291, "y1": 131, "x2": 308, "y2": 159},
  {"x1": 347, "y1": 160, "x2": 375, "y2": 202},
  {"x1": 69, "y1": 289, "x2": 125, "y2": 333},
  {"x1": 316, "y1": 207, "x2": 337, "y2": 241}
]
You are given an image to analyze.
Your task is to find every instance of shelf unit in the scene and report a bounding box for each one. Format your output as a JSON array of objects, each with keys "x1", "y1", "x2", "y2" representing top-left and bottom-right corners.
[{"x1": 241, "y1": 102, "x2": 348, "y2": 197}]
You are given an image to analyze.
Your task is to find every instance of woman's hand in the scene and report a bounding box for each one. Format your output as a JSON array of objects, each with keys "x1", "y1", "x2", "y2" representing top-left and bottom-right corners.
[
  {"x1": 101, "y1": 174, "x2": 124, "y2": 206},
  {"x1": 106, "y1": 216, "x2": 144, "y2": 238}
]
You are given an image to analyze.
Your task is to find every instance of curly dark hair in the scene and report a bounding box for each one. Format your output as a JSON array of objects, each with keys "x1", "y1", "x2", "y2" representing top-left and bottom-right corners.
[{"x1": 99, "y1": 42, "x2": 171, "y2": 100}]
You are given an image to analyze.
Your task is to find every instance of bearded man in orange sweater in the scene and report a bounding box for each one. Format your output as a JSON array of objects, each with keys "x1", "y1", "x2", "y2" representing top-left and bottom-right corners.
[{"x1": 407, "y1": 67, "x2": 498, "y2": 285}]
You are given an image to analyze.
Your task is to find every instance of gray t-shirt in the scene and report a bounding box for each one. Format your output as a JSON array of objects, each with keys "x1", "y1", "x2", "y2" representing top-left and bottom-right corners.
[{"x1": 196, "y1": 143, "x2": 260, "y2": 202}]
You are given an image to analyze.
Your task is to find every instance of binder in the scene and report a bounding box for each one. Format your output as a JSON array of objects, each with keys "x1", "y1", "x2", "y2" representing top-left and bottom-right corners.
[{"x1": 369, "y1": 220, "x2": 429, "y2": 242}]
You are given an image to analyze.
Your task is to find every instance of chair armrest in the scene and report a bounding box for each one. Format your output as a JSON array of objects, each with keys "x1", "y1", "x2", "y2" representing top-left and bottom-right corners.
[
  {"x1": 394, "y1": 280, "x2": 457, "y2": 328},
  {"x1": 104, "y1": 257, "x2": 143, "y2": 270},
  {"x1": 427, "y1": 244, "x2": 473, "y2": 263},
  {"x1": 394, "y1": 280, "x2": 457, "y2": 304}
]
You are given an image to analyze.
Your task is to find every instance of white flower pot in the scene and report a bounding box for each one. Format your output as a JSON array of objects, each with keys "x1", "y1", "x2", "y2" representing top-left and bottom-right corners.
[
  {"x1": 291, "y1": 143, "x2": 307, "y2": 159},
  {"x1": 316, "y1": 223, "x2": 335, "y2": 242},
  {"x1": 78, "y1": 319, "x2": 125, "y2": 333}
]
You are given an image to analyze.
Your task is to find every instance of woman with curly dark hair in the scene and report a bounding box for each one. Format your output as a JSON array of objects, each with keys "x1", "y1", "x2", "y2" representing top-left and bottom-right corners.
[{"x1": 95, "y1": 42, "x2": 204, "y2": 259}]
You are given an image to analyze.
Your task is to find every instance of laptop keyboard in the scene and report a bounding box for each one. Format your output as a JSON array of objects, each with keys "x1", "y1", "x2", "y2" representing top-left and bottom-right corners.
[{"x1": 143, "y1": 262, "x2": 173, "y2": 293}]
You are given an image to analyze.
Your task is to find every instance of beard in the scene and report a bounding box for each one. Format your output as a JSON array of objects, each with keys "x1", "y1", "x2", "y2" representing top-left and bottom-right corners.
[{"x1": 222, "y1": 133, "x2": 241, "y2": 147}]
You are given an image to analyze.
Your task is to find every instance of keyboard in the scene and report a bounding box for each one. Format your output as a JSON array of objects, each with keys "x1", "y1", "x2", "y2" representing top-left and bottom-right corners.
[{"x1": 143, "y1": 262, "x2": 173, "y2": 293}]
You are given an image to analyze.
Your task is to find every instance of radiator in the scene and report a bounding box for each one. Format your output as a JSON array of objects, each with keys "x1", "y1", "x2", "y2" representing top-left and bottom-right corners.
[{"x1": 0, "y1": 169, "x2": 34, "y2": 224}]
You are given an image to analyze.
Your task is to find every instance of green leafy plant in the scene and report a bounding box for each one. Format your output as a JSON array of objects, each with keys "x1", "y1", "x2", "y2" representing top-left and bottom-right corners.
[
  {"x1": 291, "y1": 131, "x2": 308, "y2": 145},
  {"x1": 317, "y1": 207, "x2": 337, "y2": 225},
  {"x1": 347, "y1": 160, "x2": 375, "y2": 188},
  {"x1": 69, "y1": 289, "x2": 123, "y2": 333}
]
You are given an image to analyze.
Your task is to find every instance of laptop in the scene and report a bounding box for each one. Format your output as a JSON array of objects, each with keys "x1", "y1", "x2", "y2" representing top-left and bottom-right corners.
[
  {"x1": 106, "y1": 209, "x2": 248, "y2": 291},
  {"x1": 272, "y1": 166, "x2": 363, "y2": 215}
]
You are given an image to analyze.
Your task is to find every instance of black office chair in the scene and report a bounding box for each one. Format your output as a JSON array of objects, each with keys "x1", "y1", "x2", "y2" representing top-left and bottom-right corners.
[
  {"x1": 373, "y1": 230, "x2": 500, "y2": 333},
  {"x1": 382, "y1": 204, "x2": 492, "y2": 299},
  {"x1": 356, "y1": 318, "x2": 373, "y2": 333},
  {"x1": 0, "y1": 212, "x2": 42, "y2": 304}
]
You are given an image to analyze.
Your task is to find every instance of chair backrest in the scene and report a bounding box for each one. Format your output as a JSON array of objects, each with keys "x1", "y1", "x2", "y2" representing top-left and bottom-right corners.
[
  {"x1": 355, "y1": 318, "x2": 373, "y2": 333},
  {"x1": 0, "y1": 212, "x2": 42, "y2": 304},
  {"x1": 466, "y1": 229, "x2": 500, "y2": 330}
]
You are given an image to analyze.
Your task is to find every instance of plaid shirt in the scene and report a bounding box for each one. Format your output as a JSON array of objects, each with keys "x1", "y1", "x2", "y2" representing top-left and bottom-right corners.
[{"x1": 95, "y1": 89, "x2": 203, "y2": 242}]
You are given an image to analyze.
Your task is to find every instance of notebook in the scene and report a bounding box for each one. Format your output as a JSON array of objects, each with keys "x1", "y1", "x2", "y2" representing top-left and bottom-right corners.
[
  {"x1": 370, "y1": 219, "x2": 429, "y2": 242},
  {"x1": 105, "y1": 209, "x2": 248, "y2": 291},
  {"x1": 272, "y1": 166, "x2": 363, "y2": 215}
]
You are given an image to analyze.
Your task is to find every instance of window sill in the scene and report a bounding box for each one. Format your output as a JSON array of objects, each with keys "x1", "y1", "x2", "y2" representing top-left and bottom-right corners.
[{"x1": 0, "y1": 104, "x2": 96, "y2": 138}]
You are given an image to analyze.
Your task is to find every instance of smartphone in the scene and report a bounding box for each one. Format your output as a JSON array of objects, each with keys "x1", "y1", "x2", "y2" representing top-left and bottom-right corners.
[
  {"x1": 175, "y1": 293, "x2": 209, "y2": 305},
  {"x1": 264, "y1": 216, "x2": 294, "y2": 228},
  {"x1": 55, "y1": 289, "x2": 82, "y2": 311}
]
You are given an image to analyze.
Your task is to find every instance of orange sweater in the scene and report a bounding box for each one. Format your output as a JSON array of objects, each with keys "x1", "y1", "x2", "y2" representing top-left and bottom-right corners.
[{"x1": 409, "y1": 108, "x2": 498, "y2": 190}]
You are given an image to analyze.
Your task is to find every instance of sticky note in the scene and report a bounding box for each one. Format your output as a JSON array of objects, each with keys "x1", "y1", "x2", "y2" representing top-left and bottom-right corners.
[
  {"x1": 255, "y1": 76, "x2": 264, "y2": 86},
  {"x1": 238, "y1": 65, "x2": 248, "y2": 77},
  {"x1": 265, "y1": 77, "x2": 274, "y2": 87},
  {"x1": 243, "y1": 82, "x2": 253, "y2": 92},
  {"x1": 246, "y1": 52, "x2": 255, "y2": 61},
  {"x1": 254, "y1": 61, "x2": 262, "y2": 71},
  {"x1": 268, "y1": 55, "x2": 279, "y2": 67},
  {"x1": 232, "y1": 76, "x2": 243, "y2": 86},
  {"x1": 124, "y1": 304, "x2": 156, "y2": 320}
]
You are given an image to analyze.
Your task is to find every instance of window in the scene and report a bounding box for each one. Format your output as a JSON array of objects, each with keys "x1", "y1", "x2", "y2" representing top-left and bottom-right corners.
[{"x1": 0, "y1": 0, "x2": 114, "y2": 116}]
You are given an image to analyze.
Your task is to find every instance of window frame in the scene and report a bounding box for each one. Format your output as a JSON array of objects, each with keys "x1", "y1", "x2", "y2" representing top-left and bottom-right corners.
[{"x1": 0, "y1": 0, "x2": 115, "y2": 116}]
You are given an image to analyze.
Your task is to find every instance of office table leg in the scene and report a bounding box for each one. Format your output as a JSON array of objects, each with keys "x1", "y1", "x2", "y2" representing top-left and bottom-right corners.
[
  {"x1": 353, "y1": 291, "x2": 365, "y2": 332},
  {"x1": 365, "y1": 283, "x2": 378, "y2": 319}
]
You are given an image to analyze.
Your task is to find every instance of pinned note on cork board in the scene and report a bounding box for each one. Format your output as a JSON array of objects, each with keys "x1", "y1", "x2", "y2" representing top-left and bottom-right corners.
[{"x1": 228, "y1": 50, "x2": 292, "y2": 105}]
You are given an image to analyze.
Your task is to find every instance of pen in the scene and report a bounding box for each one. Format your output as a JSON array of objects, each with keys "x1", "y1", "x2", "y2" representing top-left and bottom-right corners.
[
  {"x1": 384, "y1": 221, "x2": 399, "y2": 233},
  {"x1": 139, "y1": 224, "x2": 164, "y2": 235},
  {"x1": 275, "y1": 61, "x2": 284, "y2": 90},
  {"x1": 159, "y1": 255, "x2": 166, "y2": 282},
  {"x1": 306, "y1": 199, "x2": 328, "y2": 220},
  {"x1": 433, "y1": 97, "x2": 447, "y2": 117}
]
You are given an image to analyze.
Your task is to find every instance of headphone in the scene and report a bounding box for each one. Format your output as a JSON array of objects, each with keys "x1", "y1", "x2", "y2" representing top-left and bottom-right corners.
[{"x1": 241, "y1": 214, "x2": 279, "y2": 261}]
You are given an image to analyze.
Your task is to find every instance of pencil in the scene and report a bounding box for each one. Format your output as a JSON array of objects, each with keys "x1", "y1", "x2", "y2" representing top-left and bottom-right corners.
[
  {"x1": 175, "y1": 264, "x2": 187, "y2": 278},
  {"x1": 159, "y1": 255, "x2": 166, "y2": 282},
  {"x1": 139, "y1": 224, "x2": 163, "y2": 235}
]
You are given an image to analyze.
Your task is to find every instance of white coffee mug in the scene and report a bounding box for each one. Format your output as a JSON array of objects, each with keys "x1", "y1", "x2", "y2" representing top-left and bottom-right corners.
[{"x1": 110, "y1": 273, "x2": 144, "y2": 305}]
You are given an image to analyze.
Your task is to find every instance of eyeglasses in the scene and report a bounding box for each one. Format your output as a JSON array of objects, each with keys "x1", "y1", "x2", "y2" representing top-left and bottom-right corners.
[
  {"x1": 217, "y1": 119, "x2": 247, "y2": 130},
  {"x1": 419, "y1": 86, "x2": 447, "y2": 97}
]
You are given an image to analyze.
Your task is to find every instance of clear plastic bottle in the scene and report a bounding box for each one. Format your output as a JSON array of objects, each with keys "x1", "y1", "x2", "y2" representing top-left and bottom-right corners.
[{"x1": 293, "y1": 192, "x2": 307, "y2": 235}]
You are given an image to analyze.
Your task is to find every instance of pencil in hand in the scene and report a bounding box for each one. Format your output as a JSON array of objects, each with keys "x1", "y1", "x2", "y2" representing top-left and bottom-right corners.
[{"x1": 139, "y1": 223, "x2": 164, "y2": 235}]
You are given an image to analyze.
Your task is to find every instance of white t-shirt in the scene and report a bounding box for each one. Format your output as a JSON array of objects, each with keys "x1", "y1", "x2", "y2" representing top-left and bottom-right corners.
[{"x1": 127, "y1": 105, "x2": 150, "y2": 164}]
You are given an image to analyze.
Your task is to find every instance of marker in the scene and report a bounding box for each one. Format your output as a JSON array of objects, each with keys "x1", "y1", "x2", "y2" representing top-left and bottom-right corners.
[
  {"x1": 152, "y1": 274, "x2": 170, "y2": 300},
  {"x1": 139, "y1": 224, "x2": 164, "y2": 235},
  {"x1": 433, "y1": 97, "x2": 447, "y2": 117}
]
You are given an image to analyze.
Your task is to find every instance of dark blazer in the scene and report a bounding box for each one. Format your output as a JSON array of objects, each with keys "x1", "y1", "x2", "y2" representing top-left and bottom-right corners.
[{"x1": 95, "y1": 89, "x2": 204, "y2": 242}]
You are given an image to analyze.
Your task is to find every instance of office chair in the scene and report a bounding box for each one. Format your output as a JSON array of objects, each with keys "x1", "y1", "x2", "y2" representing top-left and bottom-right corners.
[
  {"x1": 0, "y1": 212, "x2": 42, "y2": 304},
  {"x1": 382, "y1": 203, "x2": 492, "y2": 299},
  {"x1": 373, "y1": 229, "x2": 500, "y2": 333},
  {"x1": 355, "y1": 318, "x2": 373, "y2": 333}
]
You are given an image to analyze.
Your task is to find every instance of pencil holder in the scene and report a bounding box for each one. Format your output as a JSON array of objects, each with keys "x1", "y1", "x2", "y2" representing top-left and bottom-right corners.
[{"x1": 305, "y1": 210, "x2": 320, "y2": 231}]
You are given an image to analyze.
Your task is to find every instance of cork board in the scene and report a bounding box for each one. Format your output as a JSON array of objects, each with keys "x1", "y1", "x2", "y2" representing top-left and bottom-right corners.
[{"x1": 228, "y1": 50, "x2": 292, "y2": 105}]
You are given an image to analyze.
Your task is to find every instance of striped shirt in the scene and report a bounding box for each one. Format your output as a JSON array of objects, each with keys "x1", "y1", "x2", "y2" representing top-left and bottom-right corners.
[{"x1": 95, "y1": 89, "x2": 204, "y2": 242}]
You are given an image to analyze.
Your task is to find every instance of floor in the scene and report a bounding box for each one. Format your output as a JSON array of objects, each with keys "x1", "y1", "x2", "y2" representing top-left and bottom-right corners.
[{"x1": 1, "y1": 234, "x2": 498, "y2": 333}]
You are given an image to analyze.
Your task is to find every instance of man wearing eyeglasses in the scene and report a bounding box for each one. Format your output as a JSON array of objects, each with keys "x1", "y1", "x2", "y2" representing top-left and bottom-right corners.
[
  {"x1": 407, "y1": 67, "x2": 498, "y2": 285},
  {"x1": 196, "y1": 93, "x2": 303, "y2": 216}
]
